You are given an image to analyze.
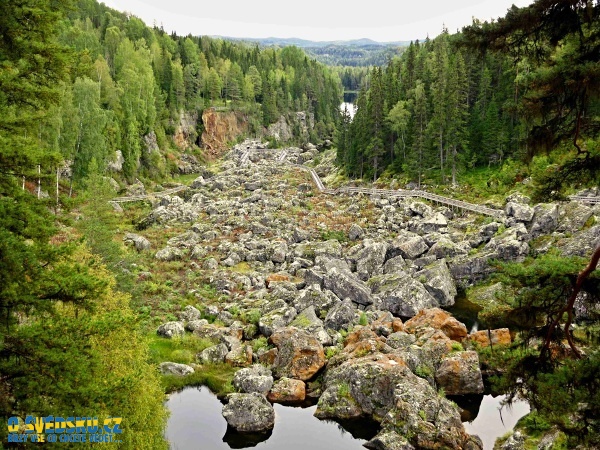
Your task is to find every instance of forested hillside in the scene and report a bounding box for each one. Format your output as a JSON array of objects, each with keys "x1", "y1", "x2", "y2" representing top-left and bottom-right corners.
[
  {"x1": 0, "y1": 0, "x2": 340, "y2": 445},
  {"x1": 337, "y1": 3, "x2": 600, "y2": 199},
  {"x1": 25, "y1": 0, "x2": 342, "y2": 188}
]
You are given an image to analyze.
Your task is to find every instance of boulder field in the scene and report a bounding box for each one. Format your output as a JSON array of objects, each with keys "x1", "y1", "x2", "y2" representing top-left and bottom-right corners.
[{"x1": 141, "y1": 141, "x2": 600, "y2": 449}]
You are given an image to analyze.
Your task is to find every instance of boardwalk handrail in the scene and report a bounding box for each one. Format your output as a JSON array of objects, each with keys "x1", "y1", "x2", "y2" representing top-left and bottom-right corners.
[
  {"x1": 569, "y1": 196, "x2": 600, "y2": 204},
  {"x1": 111, "y1": 146, "x2": 505, "y2": 218}
]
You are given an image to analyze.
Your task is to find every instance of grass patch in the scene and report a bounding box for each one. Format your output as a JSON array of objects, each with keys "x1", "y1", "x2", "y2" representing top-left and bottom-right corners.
[
  {"x1": 162, "y1": 363, "x2": 237, "y2": 396},
  {"x1": 148, "y1": 334, "x2": 215, "y2": 365},
  {"x1": 320, "y1": 229, "x2": 347, "y2": 242}
]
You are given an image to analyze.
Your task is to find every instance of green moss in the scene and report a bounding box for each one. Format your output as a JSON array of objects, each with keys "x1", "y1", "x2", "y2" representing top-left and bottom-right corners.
[{"x1": 337, "y1": 382, "x2": 351, "y2": 399}]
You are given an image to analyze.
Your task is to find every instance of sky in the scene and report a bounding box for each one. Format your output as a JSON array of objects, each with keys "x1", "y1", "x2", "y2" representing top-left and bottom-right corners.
[{"x1": 100, "y1": 0, "x2": 533, "y2": 42}]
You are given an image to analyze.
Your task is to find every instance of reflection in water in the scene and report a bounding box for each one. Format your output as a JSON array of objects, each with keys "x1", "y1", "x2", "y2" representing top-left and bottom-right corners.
[
  {"x1": 460, "y1": 394, "x2": 530, "y2": 450},
  {"x1": 165, "y1": 387, "x2": 377, "y2": 450},
  {"x1": 166, "y1": 386, "x2": 528, "y2": 450}
]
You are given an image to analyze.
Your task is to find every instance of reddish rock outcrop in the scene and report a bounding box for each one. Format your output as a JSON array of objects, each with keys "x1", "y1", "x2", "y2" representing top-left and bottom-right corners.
[
  {"x1": 404, "y1": 308, "x2": 468, "y2": 342},
  {"x1": 467, "y1": 328, "x2": 512, "y2": 348},
  {"x1": 269, "y1": 327, "x2": 326, "y2": 381}
]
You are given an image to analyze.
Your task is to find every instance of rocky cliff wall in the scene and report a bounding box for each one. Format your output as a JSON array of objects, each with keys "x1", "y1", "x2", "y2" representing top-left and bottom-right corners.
[{"x1": 201, "y1": 108, "x2": 249, "y2": 158}]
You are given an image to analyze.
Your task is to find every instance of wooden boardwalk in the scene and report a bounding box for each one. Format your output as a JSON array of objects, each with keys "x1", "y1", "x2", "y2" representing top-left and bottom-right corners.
[{"x1": 110, "y1": 147, "x2": 505, "y2": 219}]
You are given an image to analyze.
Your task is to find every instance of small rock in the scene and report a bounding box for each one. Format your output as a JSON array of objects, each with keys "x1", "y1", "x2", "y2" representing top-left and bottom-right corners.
[
  {"x1": 123, "y1": 233, "x2": 151, "y2": 252},
  {"x1": 155, "y1": 246, "x2": 184, "y2": 261},
  {"x1": 157, "y1": 321, "x2": 185, "y2": 338},
  {"x1": 267, "y1": 377, "x2": 306, "y2": 403},
  {"x1": 348, "y1": 223, "x2": 364, "y2": 240},
  {"x1": 159, "y1": 362, "x2": 194, "y2": 376}
]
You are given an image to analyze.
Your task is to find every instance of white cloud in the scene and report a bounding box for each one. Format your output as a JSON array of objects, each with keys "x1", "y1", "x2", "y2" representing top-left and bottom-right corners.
[{"x1": 101, "y1": 0, "x2": 532, "y2": 41}]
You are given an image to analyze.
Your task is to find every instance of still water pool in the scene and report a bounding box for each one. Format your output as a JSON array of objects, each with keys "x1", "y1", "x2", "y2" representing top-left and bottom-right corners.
[
  {"x1": 166, "y1": 387, "x2": 375, "y2": 450},
  {"x1": 166, "y1": 387, "x2": 529, "y2": 450}
]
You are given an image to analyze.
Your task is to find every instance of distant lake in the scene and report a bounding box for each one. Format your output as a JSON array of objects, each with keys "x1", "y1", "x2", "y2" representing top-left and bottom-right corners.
[{"x1": 340, "y1": 102, "x2": 356, "y2": 119}]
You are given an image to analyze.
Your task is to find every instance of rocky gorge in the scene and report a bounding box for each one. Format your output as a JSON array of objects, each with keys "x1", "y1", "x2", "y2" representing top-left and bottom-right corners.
[{"x1": 128, "y1": 141, "x2": 600, "y2": 450}]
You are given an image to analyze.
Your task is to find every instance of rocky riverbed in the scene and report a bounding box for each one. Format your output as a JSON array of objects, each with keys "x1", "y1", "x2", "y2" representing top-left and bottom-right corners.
[{"x1": 130, "y1": 140, "x2": 600, "y2": 450}]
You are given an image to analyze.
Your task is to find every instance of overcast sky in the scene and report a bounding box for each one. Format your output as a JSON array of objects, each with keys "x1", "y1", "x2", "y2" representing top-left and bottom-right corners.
[{"x1": 100, "y1": 0, "x2": 533, "y2": 42}]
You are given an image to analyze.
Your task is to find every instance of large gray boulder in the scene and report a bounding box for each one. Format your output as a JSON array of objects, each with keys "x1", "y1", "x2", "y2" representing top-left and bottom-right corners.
[
  {"x1": 558, "y1": 202, "x2": 593, "y2": 232},
  {"x1": 232, "y1": 364, "x2": 274, "y2": 394},
  {"x1": 427, "y1": 237, "x2": 468, "y2": 259},
  {"x1": 387, "y1": 234, "x2": 429, "y2": 260},
  {"x1": 449, "y1": 253, "x2": 496, "y2": 286},
  {"x1": 324, "y1": 267, "x2": 373, "y2": 306},
  {"x1": 348, "y1": 223, "x2": 364, "y2": 240},
  {"x1": 258, "y1": 303, "x2": 297, "y2": 337},
  {"x1": 415, "y1": 259, "x2": 457, "y2": 307},
  {"x1": 157, "y1": 321, "x2": 185, "y2": 338},
  {"x1": 505, "y1": 202, "x2": 534, "y2": 222},
  {"x1": 485, "y1": 233, "x2": 529, "y2": 262},
  {"x1": 198, "y1": 343, "x2": 229, "y2": 364},
  {"x1": 324, "y1": 298, "x2": 357, "y2": 331},
  {"x1": 435, "y1": 351, "x2": 484, "y2": 395},
  {"x1": 316, "y1": 352, "x2": 472, "y2": 449},
  {"x1": 355, "y1": 241, "x2": 389, "y2": 281},
  {"x1": 222, "y1": 393, "x2": 275, "y2": 433},
  {"x1": 292, "y1": 284, "x2": 339, "y2": 319},
  {"x1": 178, "y1": 305, "x2": 201, "y2": 322},
  {"x1": 290, "y1": 306, "x2": 332, "y2": 346},
  {"x1": 529, "y1": 203, "x2": 559, "y2": 238},
  {"x1": 369, "y1": 274, "x2": 438, "y2": 317}
]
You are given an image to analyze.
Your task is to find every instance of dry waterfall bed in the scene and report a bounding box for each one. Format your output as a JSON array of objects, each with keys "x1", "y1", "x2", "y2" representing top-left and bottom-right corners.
[{"x1": 117, "y1": 141, "x2": 600, "y2": 450}]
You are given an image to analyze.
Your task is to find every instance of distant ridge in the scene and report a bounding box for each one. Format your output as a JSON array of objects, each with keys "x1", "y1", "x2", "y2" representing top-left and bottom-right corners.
[{"x1": 214, "y1": 36, "x2": 411, "y2": 48}]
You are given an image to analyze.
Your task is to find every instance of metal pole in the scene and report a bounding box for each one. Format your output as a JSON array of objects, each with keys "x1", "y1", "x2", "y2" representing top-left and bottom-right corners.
[{"x1": 37, "y1": 164, "x2": 41, "y2": 199}]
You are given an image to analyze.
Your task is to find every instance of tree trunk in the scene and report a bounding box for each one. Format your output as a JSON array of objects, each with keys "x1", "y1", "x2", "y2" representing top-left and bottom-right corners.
[{"x1": 543, "y1": 244, "x2": 600, "y2": 359}]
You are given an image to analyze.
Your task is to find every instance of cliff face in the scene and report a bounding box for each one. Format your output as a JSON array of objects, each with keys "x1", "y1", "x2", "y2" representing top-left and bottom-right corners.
[{"x1": 201, "y1": 108, "x2": 249, "y2": 158}]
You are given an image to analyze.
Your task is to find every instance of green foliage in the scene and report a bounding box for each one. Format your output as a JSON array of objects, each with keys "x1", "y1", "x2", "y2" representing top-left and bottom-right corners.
[
  {"x1": 0, "y1": 249, "x2": 168, "y2": 448},
  {"x1": 358, "y1": 312, "x2": 369, "y2": 326},
  {"x1": 243, "y1": 308, "x2": 262, "y2": 325},
  {"x1": 414, "y1": 365, "x2": 433, "y2": 379},
  {"x1": 250, "y1": 336, "x2": 269, "y2": 354},
  {"x1": 320, "y1": 229, "x2": 348, "y2": 242},
  {"x1": 325, "y1": 346, "x2": 340, "y2": 359},
  {"x1": 450, "y1": 342, "x2": 464, "y2": 352}
]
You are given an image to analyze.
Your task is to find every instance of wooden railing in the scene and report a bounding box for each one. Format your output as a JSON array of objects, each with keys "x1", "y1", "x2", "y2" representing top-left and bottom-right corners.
[{"x1": 110, "y1": 146, "x2": 505, "y2": 219}]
